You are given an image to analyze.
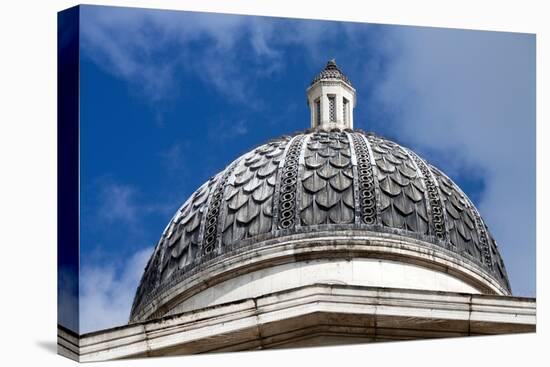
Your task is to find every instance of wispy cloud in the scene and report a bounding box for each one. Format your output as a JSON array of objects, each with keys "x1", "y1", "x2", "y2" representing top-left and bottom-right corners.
[
  {"x1": 373, "y1": 27, "x2": 535, "y2": 296},
  {"x1": 79, "y1": 6, "x2": 364, "y2": 106},
  {"x1": 159, "y1": 142, "x2": 190, "y2": 173},
  {"x1": 208, "y1": 119, "x2": 249, "y2": 141},
  {"x1": 80, "y1": 247, "x2": 153, "y2": 333},
  {"x1": 97, "y1": 182, "x2": 138, "y2": 224},
  {"x1": 81, "y1": 179, "x2": 175, "y2": 333},
  {"x1": 96, "y1": 181, "x2": 174, "y2": 227},
  {"x1": 80, "y1": 7, "x2": 271, "y2": 103}
]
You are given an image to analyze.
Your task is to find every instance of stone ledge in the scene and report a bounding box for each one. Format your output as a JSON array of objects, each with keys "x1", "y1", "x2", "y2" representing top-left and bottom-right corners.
[
  {"x1": 58, "y1": 284, "x2": 536, "y2": 362},
  {"x1": 132, "y1": 233, "x2": 511, "y2": 322}
]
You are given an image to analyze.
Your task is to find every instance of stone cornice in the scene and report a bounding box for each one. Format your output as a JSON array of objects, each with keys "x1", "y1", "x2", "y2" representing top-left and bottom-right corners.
[
  {"x1": 132, "y1": 230, "x2": 513, "y2": 323},
  {"x1": 59, "y1": 284, "x2": 536, "y2": 362}
]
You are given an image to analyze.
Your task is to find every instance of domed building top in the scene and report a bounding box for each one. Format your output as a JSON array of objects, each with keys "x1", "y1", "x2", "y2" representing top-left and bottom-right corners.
[
  {"x1": 311, "y1": 59, "x2": 353, "y2": 87},
  {"x1": 130, "y1": 61, "x2": 511, "y2": 323}
]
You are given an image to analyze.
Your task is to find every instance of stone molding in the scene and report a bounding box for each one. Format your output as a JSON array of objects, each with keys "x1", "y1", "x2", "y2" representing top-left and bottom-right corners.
[
  {"x1": 59, "y1": 284, "x2": 536, "y2": 362},
  {"x1": 131, "y1": 230, "x2": 512, "y2": 323}
]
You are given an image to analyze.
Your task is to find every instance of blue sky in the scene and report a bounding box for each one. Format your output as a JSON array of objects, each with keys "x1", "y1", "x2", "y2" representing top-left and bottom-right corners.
[{"x1": 75, "y1": 5, "x2": 535, "y2": 333}]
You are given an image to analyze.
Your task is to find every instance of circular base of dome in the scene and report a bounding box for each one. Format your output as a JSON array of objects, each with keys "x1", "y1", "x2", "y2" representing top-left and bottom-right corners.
[
  {"x1": 165, "y1": 258, "x2": 483, "y2": 317},
  {"x1": 130, "y1": 230, "x2": 510, "y2": 323}
]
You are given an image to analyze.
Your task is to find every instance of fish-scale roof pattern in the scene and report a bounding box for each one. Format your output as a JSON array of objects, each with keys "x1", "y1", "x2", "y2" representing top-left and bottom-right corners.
[{"x1": 130, "y1": 130, "x2": 511, "y2": 320}]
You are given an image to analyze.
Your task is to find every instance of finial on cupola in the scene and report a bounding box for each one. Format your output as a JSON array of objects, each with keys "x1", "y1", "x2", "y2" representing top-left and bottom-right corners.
[{"x1": 306, "y1": 59, "x2": 356, "y2": 130}]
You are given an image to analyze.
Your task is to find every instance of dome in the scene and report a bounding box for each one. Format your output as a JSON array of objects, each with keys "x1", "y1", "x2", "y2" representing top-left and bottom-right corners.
[
  {"x1": 130, "y1": 129, "x2": 511, "y2": 322},
  {"x1": 311, "y1": 59, "x2": 353, "y2": 86}
]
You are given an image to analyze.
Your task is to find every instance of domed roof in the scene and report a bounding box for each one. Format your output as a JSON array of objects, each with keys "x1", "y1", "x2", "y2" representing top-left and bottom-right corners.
[
  {"x1": 311, "y1": 59, "x2": 353, "y2": 86},
  {"x1": 130, "y1": 129, "x2": 511, "y2": 320}
]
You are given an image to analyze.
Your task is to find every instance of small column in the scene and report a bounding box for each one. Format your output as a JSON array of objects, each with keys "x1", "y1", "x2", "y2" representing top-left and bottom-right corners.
[
  {"x1": 322, "y1": 94, "x2": 330, "y2": 125},
  {"x1": 336, "y1": 92, "x2": 344, "y2": 125}
]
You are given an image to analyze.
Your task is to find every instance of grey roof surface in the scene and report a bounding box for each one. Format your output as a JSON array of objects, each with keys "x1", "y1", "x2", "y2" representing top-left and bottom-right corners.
[{"x1": 130, "y1": 130, "x2": 511, "y2": 320}]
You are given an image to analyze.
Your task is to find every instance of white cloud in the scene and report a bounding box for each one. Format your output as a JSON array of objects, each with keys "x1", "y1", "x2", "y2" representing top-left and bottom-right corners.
[
  {"x1": 209, "y1": 119, "x2": 249, "y2": 141},
  {"x1": 96, "y1": 181, "x2": 175, "y2": 227},
  {"x1": 79, "y1": 6, "x2": 356, "y2": 105},
  {"x1": 373, "y1": 27, "x2": 535, "y2": 296},
  {"x1": 97, "y1": 182, "x2": 138, "y2": 224},
  {"x1": 159, "y1": 142, "x2": 190, "y2": 173},
  {"x1": 80, "y1": 247, "x2": 153, "y2": 333},
  {"x1": 80, "y1": 7, "x2": 267, "y2": 102}
]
